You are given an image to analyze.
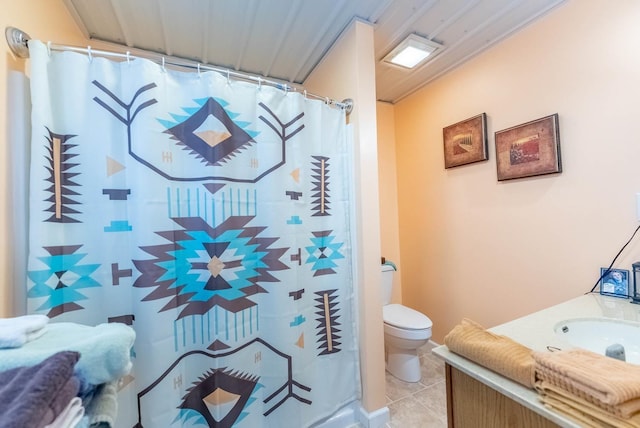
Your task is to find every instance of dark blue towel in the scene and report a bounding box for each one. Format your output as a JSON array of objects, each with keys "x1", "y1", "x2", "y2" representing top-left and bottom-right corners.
[{"x1": 0, "y1": 350, "x2": 80, "y2": 428}]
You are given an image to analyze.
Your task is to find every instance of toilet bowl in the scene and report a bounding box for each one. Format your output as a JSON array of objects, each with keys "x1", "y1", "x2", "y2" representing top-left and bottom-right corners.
[
  {"x1": 383, "y1": 303, "x2": 432, "y2": 382},
  {"x1": 380, "y1": 263, "x2": 433, "y2": 383}
]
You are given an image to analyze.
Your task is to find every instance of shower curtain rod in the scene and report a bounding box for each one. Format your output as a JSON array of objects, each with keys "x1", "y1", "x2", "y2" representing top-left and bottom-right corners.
[{"x1": 5, "y1": 26, "x2": 354, "y2": 115}]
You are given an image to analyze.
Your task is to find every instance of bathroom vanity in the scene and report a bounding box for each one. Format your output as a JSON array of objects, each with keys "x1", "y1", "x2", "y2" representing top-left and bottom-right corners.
[{"x1": 433, "y1": 293, "x2": 640, "y2": 428}]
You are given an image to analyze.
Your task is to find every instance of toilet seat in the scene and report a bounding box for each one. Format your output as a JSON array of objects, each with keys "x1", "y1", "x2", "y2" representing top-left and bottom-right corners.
[
  {"x1": 383, "y1": 322, "x2": 431, "y2": 340},
  {"x1": 383, "y1": 304, "x2": 432, "y2": 330}
]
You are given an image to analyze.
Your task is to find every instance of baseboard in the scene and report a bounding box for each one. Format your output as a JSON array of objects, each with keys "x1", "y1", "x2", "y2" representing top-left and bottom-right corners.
[{"x1": 358, "y1": 405, "x2": 390, "y2": 428}]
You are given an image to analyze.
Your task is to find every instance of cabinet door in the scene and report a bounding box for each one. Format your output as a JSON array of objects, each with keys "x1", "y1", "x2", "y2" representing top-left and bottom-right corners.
[{"x1": 446, "y1": 364, "x2": 559, "y2": 428}]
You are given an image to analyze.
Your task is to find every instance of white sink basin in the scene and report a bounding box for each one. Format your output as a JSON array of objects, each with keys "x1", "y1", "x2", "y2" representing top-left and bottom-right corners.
[{"x1": 554, "y1": 317, "x2": 640, "y2": 364}]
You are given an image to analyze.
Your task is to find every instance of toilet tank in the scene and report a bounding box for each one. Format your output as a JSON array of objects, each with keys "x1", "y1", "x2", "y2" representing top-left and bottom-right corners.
[{"x1": 381, "y1": 264, "x2": 395, "y2": 305}]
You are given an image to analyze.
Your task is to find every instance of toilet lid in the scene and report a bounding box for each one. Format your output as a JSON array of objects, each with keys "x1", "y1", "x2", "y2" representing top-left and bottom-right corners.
[{"x1": 383, "y1": 304, "x2": 432, "y2": 330}]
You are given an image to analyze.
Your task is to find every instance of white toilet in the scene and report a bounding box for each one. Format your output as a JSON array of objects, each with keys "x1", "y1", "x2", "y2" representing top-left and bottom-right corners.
[{"x1": 381, "y1": 263, "x2": 433, "y2": 383}]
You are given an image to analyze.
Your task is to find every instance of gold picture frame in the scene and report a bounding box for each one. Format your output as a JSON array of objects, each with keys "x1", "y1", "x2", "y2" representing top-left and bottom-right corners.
[
  {"x1": 442, "y1": 113, "x2": 488, "y2": 169},
  {"x1": 495, "y1": 114, "x2": 562, "y2": 181}
]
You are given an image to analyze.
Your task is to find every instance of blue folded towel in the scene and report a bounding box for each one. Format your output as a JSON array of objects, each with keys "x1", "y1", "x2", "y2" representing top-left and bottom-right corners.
[
  {"x1": 0, "y1": 322, "x2": 135, "y2": 387},
  {"x1": 0, "y1": 351, "x2": 80, "y2": 428}
]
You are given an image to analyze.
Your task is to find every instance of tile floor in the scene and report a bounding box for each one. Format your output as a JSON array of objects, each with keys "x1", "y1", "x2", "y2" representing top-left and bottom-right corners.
[{"x1": 385, "y1": 341, "x2": 448, "y2": 428}]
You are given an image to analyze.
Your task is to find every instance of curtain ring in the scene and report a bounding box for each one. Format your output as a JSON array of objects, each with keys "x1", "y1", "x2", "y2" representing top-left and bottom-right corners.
[
  {"x1": 126, "y1": 51, "x2": 131, "y2": 64},
  {"x1": 325, "y1": 97, "x2": 330, "y2": 105},
  {"x1": 226, "y1": 70, "x2": 230, "y2": 85},
  {"x1": 303, "y1": 90, "x2": 307, "y2": 99},
  {"x1": 161, "y1": 57, "x2": 166, "y2": 72},
  {"x1": 46, "y1": 41, "x2": 51, "y2": 56},
  {"x1": 87, "y1": 45, "x2": 92, "y2": 62},
  {"x1": 197, "y1": 63, "x2": 201, "y2": 77},
  {"x1": 257, "y1": 77, "x2": 262, "y2": 91}
]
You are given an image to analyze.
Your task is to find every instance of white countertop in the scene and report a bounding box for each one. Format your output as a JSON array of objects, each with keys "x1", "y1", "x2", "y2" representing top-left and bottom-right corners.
[{"x1": 432, "y1": 293, "x2": 640, "y2": 428}]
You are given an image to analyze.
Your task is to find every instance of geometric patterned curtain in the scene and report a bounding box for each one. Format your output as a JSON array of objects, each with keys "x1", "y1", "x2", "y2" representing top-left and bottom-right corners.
[{"x1": 26, "y1": 39, "x2": 359, "y2": 427}]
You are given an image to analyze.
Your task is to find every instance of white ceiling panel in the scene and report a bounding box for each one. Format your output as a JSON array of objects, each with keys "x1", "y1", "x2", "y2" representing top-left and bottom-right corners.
[{"x1": 62, "y1": 0, "x2": 566, "y2": 103}]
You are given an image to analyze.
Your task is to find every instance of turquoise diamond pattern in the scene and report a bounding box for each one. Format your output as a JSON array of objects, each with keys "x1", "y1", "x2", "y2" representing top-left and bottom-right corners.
[
  {"x1": 27, "y1": 245, "x2": 101, "y2": 316},
  {"x1": 305, "y1": 230, "x2": 344, "y2": 276}
]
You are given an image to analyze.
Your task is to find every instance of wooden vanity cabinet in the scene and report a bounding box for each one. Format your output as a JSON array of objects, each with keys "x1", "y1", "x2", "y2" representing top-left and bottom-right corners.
[{"x1": 445, "y1": 364, "x2": 560, "y2": 428}]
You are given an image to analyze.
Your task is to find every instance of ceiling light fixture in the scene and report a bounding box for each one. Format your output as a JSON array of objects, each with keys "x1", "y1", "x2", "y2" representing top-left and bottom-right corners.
[{"x1": 383, "y1": 34, "x2": 443, "y2": 69}]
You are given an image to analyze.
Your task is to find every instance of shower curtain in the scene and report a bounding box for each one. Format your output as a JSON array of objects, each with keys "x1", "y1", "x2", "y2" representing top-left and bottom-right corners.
[{"x1": 25, "y1": 40, "x2": 360, "y2": 427}]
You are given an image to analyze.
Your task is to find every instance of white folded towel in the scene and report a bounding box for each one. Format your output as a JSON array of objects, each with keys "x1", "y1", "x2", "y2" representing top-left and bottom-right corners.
[
  {"x1": 44, "y1": 397, "x2": 85, "y2": 428},
  {"x1": 0, "y1": 314, "x2": 49, "y2": 348}
]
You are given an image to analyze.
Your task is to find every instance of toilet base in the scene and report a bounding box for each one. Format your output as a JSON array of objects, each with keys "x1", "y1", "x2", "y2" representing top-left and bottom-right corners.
[{"x1": 386, "y1": 345, "x2": 421, "y2": 383}]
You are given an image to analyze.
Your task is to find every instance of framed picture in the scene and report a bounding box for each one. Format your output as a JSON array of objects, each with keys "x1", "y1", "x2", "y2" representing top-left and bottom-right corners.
[
  {"x1": 495, "y1": 113, "x2": 561, "y2": 181},
  {"x1": 600, "y1": 268, "x2": 629, "y2": 298},
  {"x1": 442, "y1": 113, "x2": 488, "y2": 168}
]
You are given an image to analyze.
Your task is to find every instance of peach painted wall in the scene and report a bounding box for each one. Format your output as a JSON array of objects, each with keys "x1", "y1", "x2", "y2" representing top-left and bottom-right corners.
[
  {"x1": 390, "y1": 0, "x2": 640, "y2": 343},
  {"x1": 376, "y1": 101, "x2": 402, "y2": 304},
  {"x1": 305, "y1": 20, "x2": 387, "y2": 414}
]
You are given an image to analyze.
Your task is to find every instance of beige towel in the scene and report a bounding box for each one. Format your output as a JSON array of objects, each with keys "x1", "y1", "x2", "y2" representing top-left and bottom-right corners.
[
  {"x1": 536, "y1": 368, "x2": 640, "y2": 418},
  {"x1": 538, "y1": 381, "x2": 640, "y2": 428},
  {"x1": 543, "y1": 396, "x2": 618, "y2": 428},
  {"x1": 533, "y1": 348, "x2": 640, "y2": 406},
  {"x1": 537, "y1": 380, "x2": 640, "y2": 419},
  {"x1": 444, "y1": 318, "x2": 535, "y2": 388}
]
